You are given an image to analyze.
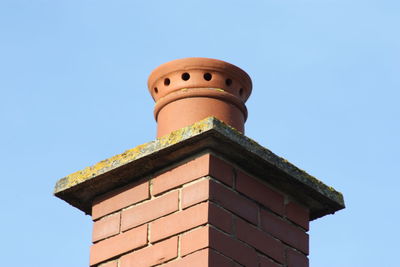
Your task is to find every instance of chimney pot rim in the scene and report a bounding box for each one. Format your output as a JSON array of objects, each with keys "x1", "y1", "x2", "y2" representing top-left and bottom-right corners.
[{"x1": 148, "y1": 57, "x2": 252, "y2": 100}]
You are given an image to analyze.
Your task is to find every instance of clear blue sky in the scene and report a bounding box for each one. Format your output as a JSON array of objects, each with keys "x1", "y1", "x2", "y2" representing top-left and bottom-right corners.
[{"x1": 1, "y1": 1, "x2": 399, "y2": 266}]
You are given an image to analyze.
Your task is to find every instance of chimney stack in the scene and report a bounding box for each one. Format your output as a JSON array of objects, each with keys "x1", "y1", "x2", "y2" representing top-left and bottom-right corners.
[{"x1": 55, "y1": 58, "x2": 344, "y2": 267}]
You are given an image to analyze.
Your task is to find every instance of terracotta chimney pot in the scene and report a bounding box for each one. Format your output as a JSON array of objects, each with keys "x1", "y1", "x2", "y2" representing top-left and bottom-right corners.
[{"x1": 148, "y1": 57, "x2": 252, "y2": 137}]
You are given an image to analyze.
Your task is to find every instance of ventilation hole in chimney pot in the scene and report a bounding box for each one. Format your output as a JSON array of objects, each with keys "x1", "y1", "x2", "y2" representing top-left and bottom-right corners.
[
  {"x1": 154, "y1": 87, "x2": 158, "y2": 94},
  {"x1": 225, "y1": 79, "x2": 232, "y2": 86},
  {"x1": 239, "y1": 88, "x2": 244, "y2": 96},
  {"x1": 181, "y1": 73, "x2": 190, "y2": 81},
  {"x1": 203, "y1": 73, "x2": 212, "y2": 81},
  {"x1": 164, "y1": 78, "x2": 170, "y2": 86}
]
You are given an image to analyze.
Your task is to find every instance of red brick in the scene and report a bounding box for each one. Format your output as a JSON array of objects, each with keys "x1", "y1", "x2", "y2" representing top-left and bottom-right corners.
[
  {"x1": 92, "y1": 212, "x2": 120, "y2": 242},
  {"x1": 236, "y1": 171, "x2": 284, "y2": 215},
  {"x1": 99, "y1": 261, "x2": 118, "y2": 267},
  {"x1": 208, "y1": 202, "x2": 233, "y2": 234},
  {"x1": 152, "y1": 154, "x2": 210, "y2": 195},
  {"x1": 181, "y1": 226, "x2": 209, "y2": 256},
  {"x1": 162, "y1": 248, "x2": 236, "y2": 267},
  {"x1": 92, "y1": 180, "x2": 149, "y2": 220},
  {"x1": 260, "y1": 209, "x2": 309, "y2": 254},
  {"x1": 121, "y1": 190, "x2": 179, "y2": 231},
  {"x1": 150, "y1": 202, "x2": 208, "y2": 242},
  {"x1": 209, "y1": 249, "x2": 237, "y2": 267},
  {"x1": 210, "y1": 179, "x2": 258, "y2": 224},
  {"x1": 286, "y1": 248, "x2": 309, "y2": 267},
  {"x1": 162, "y1": 249, "x2": 209, "y2": 267},
  {"x1": 285, "y1": 201, "x2": 309, "y2": 230},
  {"x1": 182, "y1": 178, "x2": 209, "y2": 209},
  {"x1": 181, "y1": 222, "x2": 235, "y2": 257},
  {"x1": 182, "y1": 179, "x2": 245, "y2": 232},
  {"x1": 259, "y1": 256, "x2": 281, "y2": 267},
  {"x1": 152, "y1": 154, "x2": 234, "y2": 196},
  {"x1": 182, "y1": 180, "x2": 233, "y2": 233},
  {"x1": 120, "y1": 236, "x2": 178, "y2": 267},
  {"x1": 236, "y1": 218, "x2": 284, "y2": 263},
  {"x1": 209, "y1": 155, "x2": 234, "y2": 186},
  {"x1": 209, "y1": 227, "x2": 258, "y2": 267},
  {"x1": 150, "y1": 201, "x2": 232, "y2": 243},
  {"x1": 90, "y1": 224, "x2": 147, "y2": 266}
]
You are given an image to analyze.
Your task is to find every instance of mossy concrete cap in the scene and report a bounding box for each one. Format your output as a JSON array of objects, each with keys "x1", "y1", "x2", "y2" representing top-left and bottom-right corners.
[{"x1": 54, "y1": 117, "x2": 345, "y2": 220}]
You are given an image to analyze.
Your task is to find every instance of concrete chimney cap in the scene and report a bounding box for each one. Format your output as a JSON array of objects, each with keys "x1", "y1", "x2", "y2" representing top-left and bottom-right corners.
[{"x1": 147, "y1": 57, "x2": 253, "y2": 102}]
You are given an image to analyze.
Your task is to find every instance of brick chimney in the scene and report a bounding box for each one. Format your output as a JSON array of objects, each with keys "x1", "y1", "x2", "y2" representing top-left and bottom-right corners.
[{"x1": 54, "y1": 58, "x2": 344, "y2": 267}]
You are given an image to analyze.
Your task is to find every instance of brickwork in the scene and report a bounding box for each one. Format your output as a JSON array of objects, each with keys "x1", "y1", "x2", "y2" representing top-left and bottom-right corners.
[{"x1": 90, "y1": 153, "x2": 309, "y2": 267}]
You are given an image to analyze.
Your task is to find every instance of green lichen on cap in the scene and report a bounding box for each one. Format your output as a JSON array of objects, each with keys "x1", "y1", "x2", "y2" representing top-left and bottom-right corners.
[
  {"x1": 54, "y1": 116, "x2": 344, "y2": 218},
  {"x1": 207, "y1": 118, "x2": 345, "y2": 207},
  {"x1": 54, "y1": 117, "x2": 217, "y2": 194}
]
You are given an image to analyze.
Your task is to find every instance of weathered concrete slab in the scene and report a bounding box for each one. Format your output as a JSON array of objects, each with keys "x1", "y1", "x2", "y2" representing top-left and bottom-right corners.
[{"x1": 54, "y1": 117, "x2": 344, "y2": 220}]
